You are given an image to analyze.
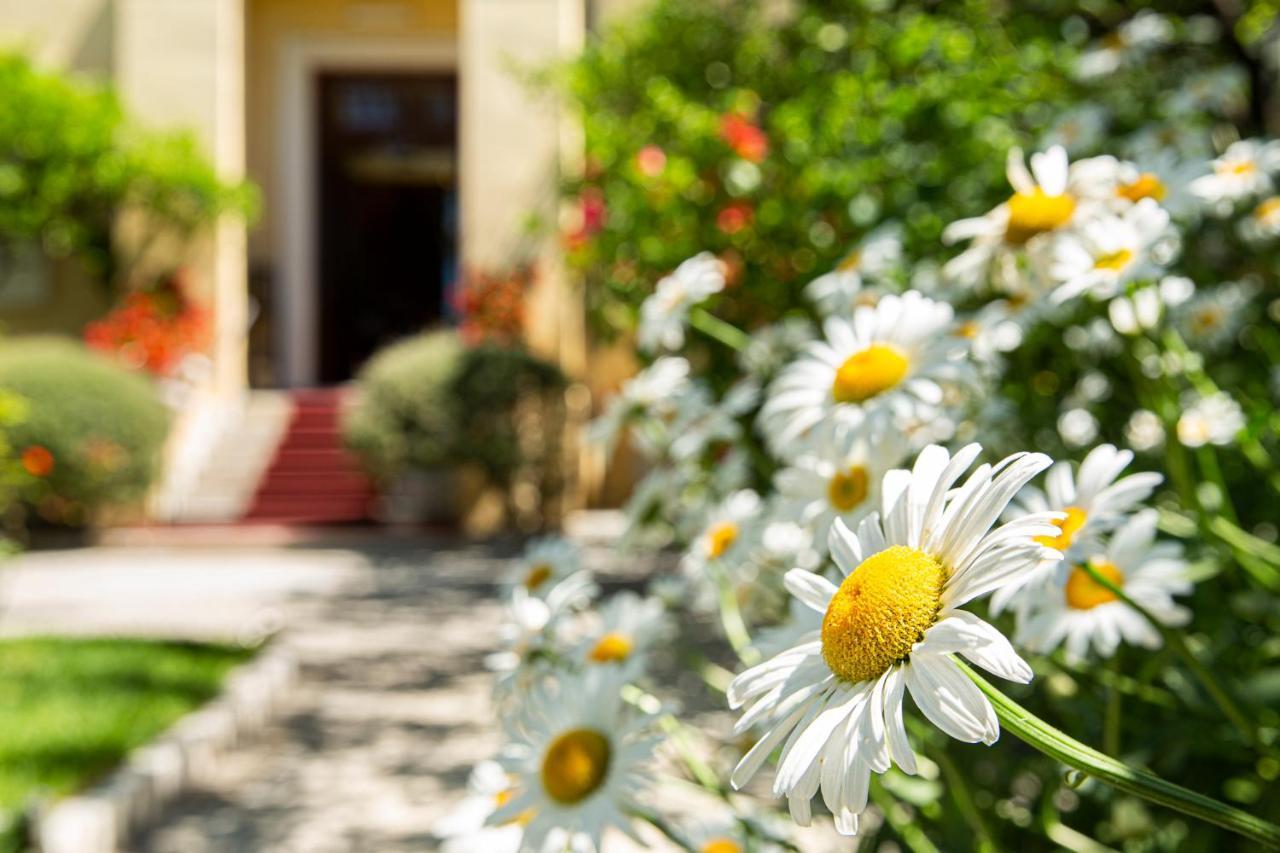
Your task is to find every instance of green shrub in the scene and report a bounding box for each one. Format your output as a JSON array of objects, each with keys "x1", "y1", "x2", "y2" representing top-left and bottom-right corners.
[
  {"x1": 451, "y1": 344, "x2": 568, "y2": 489},
  {"x1": 343, "y1": 332, "x2": 568, "y2": 505},
  {"x1": 342, "y1": 330, "x2": 465, "y2": 480},
  {"x1": 0, "y1": 52, "x2": 257, "y2": 286},
  {"x1": 0, "y1": 338, "x2": 169, "y2": 524}
]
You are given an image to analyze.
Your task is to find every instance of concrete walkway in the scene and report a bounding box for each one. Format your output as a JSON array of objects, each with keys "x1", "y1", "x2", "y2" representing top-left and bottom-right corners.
[{"x1": 2, "y1": 525, "x2": 662, "y2": 851}]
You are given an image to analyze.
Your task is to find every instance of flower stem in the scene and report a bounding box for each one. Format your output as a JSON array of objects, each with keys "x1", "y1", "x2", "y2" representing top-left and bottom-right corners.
[
  {"x1": 1079, "y1": 562, "x2": 1264, "y2": 751},
  {"x1": 709, "y1": 561, "x2": 760, "y2": 666},
  {"x1": 960, "y1": 663, "x2": 1280, "y2": 848},
  {"x1": 690, "y1": 306, "x2": 751, "y2": 353},
  {"x1": 871, "y1": 779, "x2": 941, "y2": 853},
  {"x1": 1104, "y1": 656, "x2": 1122, "y2": 757}
]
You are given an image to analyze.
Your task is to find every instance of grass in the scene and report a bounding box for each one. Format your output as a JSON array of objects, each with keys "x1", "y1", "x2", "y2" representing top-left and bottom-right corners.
[{"x1": 0, "y1": 636, "x2": 253, "y2": 841}]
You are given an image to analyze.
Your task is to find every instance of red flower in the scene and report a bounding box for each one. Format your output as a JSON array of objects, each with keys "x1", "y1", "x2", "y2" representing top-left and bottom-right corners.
[
  {"x1": 21, "y1": 445, "x2": 53, "y2": 478},
  {"x1": 717, "y1": 201, "x2": 754, "y2": 235},
  {"x1": 719, "y1": 113, "x2": 769, "y2": 162},
  {"x1": 83, "y1": 269, "x2": 210, "y2": 376},
  {"x1": 636, "y1": 145, "x2": 667, "y2": 177}
]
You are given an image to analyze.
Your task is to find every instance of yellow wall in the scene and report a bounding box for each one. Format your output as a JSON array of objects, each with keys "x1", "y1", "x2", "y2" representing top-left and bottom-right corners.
[{"x1": 244, "y1": 0, "x2": 459, "y2": 265}]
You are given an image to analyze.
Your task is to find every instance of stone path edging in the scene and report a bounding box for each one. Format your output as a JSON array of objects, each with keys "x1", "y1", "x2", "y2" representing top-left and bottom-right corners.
[{"x1": 34, "y1": 639, "x2": 297, "y2": 853}]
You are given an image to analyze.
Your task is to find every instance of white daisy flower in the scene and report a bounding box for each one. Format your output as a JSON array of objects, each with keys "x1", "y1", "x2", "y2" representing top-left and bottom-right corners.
[
  {"x1": 590, "y1": 357, "x2": 691, "y2": 454},
  {"x1": 1040, "y1": 105, "x2": 1109, "y2": 155},
  {"x1": 1125, "y1": 409, "x2": 1166, "y2": 453},
  {"x1": 576, "y1": 591, "x2": 669, "y2": 676},
  {"x1": 1124, "y1": 122, "x2": 1213, "y2": 164},
  {"x1": 805, "y1": 224, "x2": 903, "y2": 317},
  {"x1": 492, "y1": 670, "x2": 657, "y2": 851},
  {"x1": 727, "y1": 444, "x2": 1058, "y2": 835},
  {"x1": 943, "y1": 146, "x2": 1080, "y2": 291},
  {"x1": 487, "y1": 572, "x2": 598, "y2": 700},
  {"x1": 507, "y1": 536, "x2": 584, "y2": 596},
  {"x1": 1074, "y1": 11, "x2": 1174, "y2": 80},
  {"x1": 993, "y1": 444, "x2": 1161, "y2": 616},
  {"x1": 738, "y1": 317, "x2": 816, "y2": 381},
  {"x1": 1174, "y1": 281, "x2": 1254, "y2": 351},
  {"x1": 1166, "y1": 65, "x2": 1250, "y2": 118},
  {"x1": 637, "y1": 252, "x2": 727, "y2": 353},
  {"x1": 1189, "y1": 139, "x2": 1280, "y2": 207},
  {"x1": 1073, "y1": 153, "x2": 1203, "y2": 220},
  {"x1": 758, "y1": 291, "x2": 965, "y2": 458},
  {"x1": 1049, "y1": 198, "x2": 1171, "y2": 303},
  {"x1": 668, "y1": 379, "x2": 759, "y2": 462},
  {"x1": 1107, "y1": 285, "x2": 1164, "y2": 336},
  {"x1": 1017, "y1": 510, "x2": 1190, "y2": 662},
  {"x1": 683, "y1": 818, "x2": 751, "y2": 853},
  {"x1": 1176, "y1": 391, "x2": 1245, "y2": 447},
  {"x1": 433, "y1": 760, "x2": 524, "y2": 853},
  {"x1": 1239, "y1": 196, "x2": 1280, "y2": 243},
  {"x1": 774, "y1": 427, "x2": 908, "y2": 556},
  {"x1": 683, "y1": 489, "x2": 765, "y2": 579}
]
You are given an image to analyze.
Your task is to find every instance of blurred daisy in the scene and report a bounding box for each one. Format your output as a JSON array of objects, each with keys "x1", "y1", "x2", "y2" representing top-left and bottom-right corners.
[
  {"x1": 944, "y1": 146, "x2": 1078, "y2": 289},
  {"x1": 1075, "y1": 11, "x2": 1173, "y2": 80},
  {"x1": 577, "y1": 591, "x2": 669, "y2": 676},
  {"x1": 774, "y1": 427, "x2": 907, "y2": 555},
  {"x1": 806, "y1": 224, "x2": 902, "y2": 317},
  {"x1": 1017, "y1": 510, "x2": 1190, "y2": 662},
  {"x1": 1190, "y1": 139, "x2": 1280, "y2": 206},
  {"x1": 590, "y1": 356, "x2": 691, "y2": 453},
  {"x1": 668, "y1": 379, "x2": 758, "y2": 462},
  {"x1": 759, "y1": 291, "x2": 965, "y2": 455},
  {"x1": 1176, "y1": 391, "x2": 1245, "y2": 447},
  {"x1": 994, "y1": 444, "x2": 1161, "y2": 615},
  {"x1": 487, "y1": 572, "x2": 598, "y2": 700},
  {"x1": 738, "y1": 317, "x2": 815, "y2": 381},
  {"x1": 1166, "y1": 65, "x2": 1250, "y2": 118},
  {"x1": 1049, "y1": 198, "x2": 1170, "y2": 302},
  {"x1": 1239, "y1": 196, "x2": 1280, "y2": 243},
  {"x1": 508, "y1": 536, "x2": 583, "y2": 596},
  {"x1": 638, "y1": 253, "x2": 726, "y2": 352},
  {"x1": 684, "y1": 489, "x2": 764, "y2": 578},
  {"x1": 1174, "y1": 281, "x2": 1253, "y2": 351},
  {"x1": 1040, "y1": 105, "x2": 1108, "y2": 155},
  {"x1": 1108, "y1": 285, "x2": 1163, "y2": 336},
  {"x1": 493, "y1": 671, "x2": 657, "y2": 851},
  {"x1": 727, "y1": 444, "x2": 1058, "y2": 835},
  {"x1": 1125, "y1": 409, "x2": 1166, "y2": 453},
  {"x1": 684, "y1": 818, "x2": 751, "y2": 853},
  {"x1": 433, "y1": 760, "x2": 524, "y2": 853}
]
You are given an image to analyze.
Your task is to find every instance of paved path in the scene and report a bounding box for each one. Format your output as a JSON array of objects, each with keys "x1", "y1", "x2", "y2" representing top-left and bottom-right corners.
[{"x1": 4, "y1": 527, "x2": 668, "y2": 851}]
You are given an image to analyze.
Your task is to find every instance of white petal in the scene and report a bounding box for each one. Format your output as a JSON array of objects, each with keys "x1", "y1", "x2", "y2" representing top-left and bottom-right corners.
[{"x1": 785, "y1": 569, "x2": 838, "y2": 613}]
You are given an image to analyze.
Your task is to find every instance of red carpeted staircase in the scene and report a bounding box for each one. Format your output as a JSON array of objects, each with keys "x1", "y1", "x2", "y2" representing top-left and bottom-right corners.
[{"x1": 242, "y1": 388, "x2": 375, "y2": 524}]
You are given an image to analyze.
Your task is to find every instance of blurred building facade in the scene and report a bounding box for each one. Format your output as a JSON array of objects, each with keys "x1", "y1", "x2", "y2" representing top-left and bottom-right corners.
[{"x1": 0, "y1": 0, "x2": 643, "y2": 519}]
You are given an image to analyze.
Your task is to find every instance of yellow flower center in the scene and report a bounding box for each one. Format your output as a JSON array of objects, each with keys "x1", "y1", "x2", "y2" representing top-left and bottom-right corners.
[
  {"x1": 1224, "y1": 160, "x2": 1258, "y2": 177},
  {"x1": 706, "y1": 521, "x2": 739, "y2": 559},
  {"x1": 1005, "y1": 189, "x2": 1076, "y2": 244},
  {"x1": 1036, "y1": 506, "x2": 1089, "y2": 551},
  {"x1": 827, "y1": 465, "x2": 870, "y2": 512},
  {"x1": 1255, "y1": 197, "x2": 1280, "y2": 222},
  {"x1": 524, "y1": 563, "x2": 553, "y2": 590},
  {"x1": 836, "y1": 249, "x2": 863, "y2": 272},
  {"x1": 540, "y1": 728, "x2": 611, "y2": 805},
  {"x1": 1065, "y1": 559, "x2": 1124, "y2": 610},
  {"x1": 1117, "y1": 172, "x2": 1166, "y2": 202},
  {"x1": 702, "y1": 839, "x2": 743, "y2": 853},
  {"x1": 954, "y1": 320, "x2": 980, "y2": 339},
  {"x1": 493, "y1": 788, "x2": 535, "y2": 826},
  {"x1": 821, "y1": 546, "x2": 946, "y2": 683},
  {"x1": 1191, "y1": 307, "x2": 1223, "y2": 334},
  {"x1": 831, "y1": 344, "x2": 909, "y2": 404},
  {"x1": 1093, "y1": 248, "x2": 1134, "y2": 272},
  {"x1": 588, "y1": 632, "x2": 633, "y2": 664}
]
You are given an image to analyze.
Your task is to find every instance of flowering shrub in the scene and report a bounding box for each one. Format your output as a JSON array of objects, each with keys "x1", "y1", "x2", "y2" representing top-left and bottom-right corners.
[
  {"x1": 454, "y1": 265, "x2": 535, "y2": 346},
  {"x1": 83, "y1": 270, "x2": 210, "y2": 376},
  {"x1": 0, "y1": 339, "x2": 168, "y2": 526},
  {"x1": 444, "y1": 4, "x2": 1280, "y2": 851}
]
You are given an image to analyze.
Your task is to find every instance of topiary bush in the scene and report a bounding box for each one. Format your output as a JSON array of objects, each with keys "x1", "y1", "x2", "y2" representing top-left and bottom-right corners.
[
  {"x1": 341, "y1": 329, "x2": 465, "y2": 481},
  {"x1": 0, "y1": 338, "x2": 169, "y2": 525}
]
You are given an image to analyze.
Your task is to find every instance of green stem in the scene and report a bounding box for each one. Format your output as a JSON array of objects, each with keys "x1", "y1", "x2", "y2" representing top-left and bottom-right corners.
[
  {"x1": 1104, "y1": 656, "x2": 1122, "y2": 757},
  {"x1": 871, "y1": 779, "x2": 941, "y2": 853},
  {"x1": 960, "y1": 664, "x2": 1280, "y2": 849},
  {"x1": 709, "y1": 561, "x2": 760, "y2": 666},
  {"x1": 930, "y1": 737, "x2": 1000, "y2": 852},
  {"x1": 1079, "y1": 563, "x2": 1263, "y2": 750},
  {"x1": 634, "y1": 808, "x2": 695, "y2": 851},
  {"x1": 689, "y1": 306, "x2": 750, "y2": 353}
]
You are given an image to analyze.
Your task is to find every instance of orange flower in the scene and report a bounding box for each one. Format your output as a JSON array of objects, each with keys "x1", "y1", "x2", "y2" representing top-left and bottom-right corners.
[{"x1": 21, "y1": 445, "x2": 54, "y2": 477}]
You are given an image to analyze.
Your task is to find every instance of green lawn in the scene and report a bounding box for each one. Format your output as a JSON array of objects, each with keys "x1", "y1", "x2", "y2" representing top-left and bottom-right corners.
[{"x1": 0, "y1": 636, "x2": 253, "y2": 839}]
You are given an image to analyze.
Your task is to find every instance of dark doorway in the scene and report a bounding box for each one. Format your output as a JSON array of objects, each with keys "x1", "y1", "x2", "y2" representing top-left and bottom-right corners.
[{"x1": 316, "y1": 71, "x2": 457, "y2": 383}]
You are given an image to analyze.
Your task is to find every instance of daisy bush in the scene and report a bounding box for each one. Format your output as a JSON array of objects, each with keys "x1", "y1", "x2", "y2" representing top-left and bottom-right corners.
[{"x1": 441, "y1": 3, "x2": 1280, "y2": 850}]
